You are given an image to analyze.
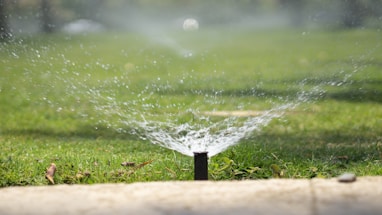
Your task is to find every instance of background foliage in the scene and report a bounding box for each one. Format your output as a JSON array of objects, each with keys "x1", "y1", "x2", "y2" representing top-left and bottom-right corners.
[{"x1": 1, "y1": 0, "x2": 382, "y2": 37}]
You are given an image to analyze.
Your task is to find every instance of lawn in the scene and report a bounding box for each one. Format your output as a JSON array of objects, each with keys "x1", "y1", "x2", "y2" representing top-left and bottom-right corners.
[{"x1": 0, "y1": 28, "x2": 381, "y2": 186}]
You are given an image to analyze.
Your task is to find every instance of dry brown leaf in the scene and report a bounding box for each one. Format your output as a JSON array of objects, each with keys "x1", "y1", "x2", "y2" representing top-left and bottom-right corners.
[{"x1": 45, "y1": 163, "x2": 56, "y2": 185}]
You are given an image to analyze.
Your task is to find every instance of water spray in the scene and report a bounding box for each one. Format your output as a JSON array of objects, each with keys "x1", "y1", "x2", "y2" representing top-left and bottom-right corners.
[
  {"x1": 183, "y1": 18, "x2": 199, "y2": 31},
  {"x1": 194, "y1": 152, "x2": 208, "y2": 180}
]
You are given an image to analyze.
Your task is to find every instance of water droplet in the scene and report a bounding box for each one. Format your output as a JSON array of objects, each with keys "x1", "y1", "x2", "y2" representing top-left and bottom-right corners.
[
  {"x1": 184, "y1": 52, "x2": 193, "y2": 58},
  {"x1": 11, "y1": 52, "x2": 19, "y2": 58}
]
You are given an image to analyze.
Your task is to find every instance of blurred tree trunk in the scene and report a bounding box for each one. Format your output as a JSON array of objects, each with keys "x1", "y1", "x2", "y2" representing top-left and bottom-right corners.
[
  {"x1": 341, "y1": 0, "x2": 365, "y2": 28},
  {"x1": 40, "y1": 0, "x2": 55, "y2": 33},
  {"x1": 0, "y1": 0, "x2": 10, "y2": 40}
]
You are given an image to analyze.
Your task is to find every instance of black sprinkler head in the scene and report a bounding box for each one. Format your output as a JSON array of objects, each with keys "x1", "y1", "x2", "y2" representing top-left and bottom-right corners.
[{"x1": 194, "y1": 152, "x2": 208, "y2": 180}]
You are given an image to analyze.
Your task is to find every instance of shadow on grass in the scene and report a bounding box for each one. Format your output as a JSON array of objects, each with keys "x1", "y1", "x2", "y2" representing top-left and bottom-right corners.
[
  {"x1": 4, "y1": 127, "x2": 379, "y2": 167},
  {"x1": 158, "y1": 79, "x2": 382, "y2": 103},
  {"x1": 0, "y1": 125, "x2": 141, "y2": 141},
  {"x1": 242, "y1": 131, "x2": 382, "y2": 163},
  {"x1": 326, "y1": 89, "x2": 382, "y2": 103}
]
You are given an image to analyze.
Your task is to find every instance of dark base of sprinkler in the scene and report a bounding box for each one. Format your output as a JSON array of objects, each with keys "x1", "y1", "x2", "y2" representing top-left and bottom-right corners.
[{"x1": 194, "y1": 152, "x2": 208, "y2": 180}]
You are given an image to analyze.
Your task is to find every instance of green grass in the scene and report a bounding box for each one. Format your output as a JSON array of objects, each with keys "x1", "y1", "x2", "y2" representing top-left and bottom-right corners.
[{"x1": 1, "y1": 28, "x2": 381, "y2": 186}]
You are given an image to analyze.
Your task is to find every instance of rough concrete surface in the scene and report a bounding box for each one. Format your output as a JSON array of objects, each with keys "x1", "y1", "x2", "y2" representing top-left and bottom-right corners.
[{"x1": 0, "y1": 177, "x2": 381, "y2": 215}]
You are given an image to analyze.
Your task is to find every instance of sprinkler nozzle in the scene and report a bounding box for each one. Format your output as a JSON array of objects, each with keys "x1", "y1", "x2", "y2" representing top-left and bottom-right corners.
[{"x1": 194, "y1": 152, "x2": 208, "y2": 180}]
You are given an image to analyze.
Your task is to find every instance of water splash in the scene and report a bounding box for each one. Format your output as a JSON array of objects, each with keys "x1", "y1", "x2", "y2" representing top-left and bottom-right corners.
[
  {"x1": 81, "y1": 76, "x2": 305, "y2": 157},
  {"x1": 128, "y1": 103, "x2": 295, "y2": 157}
]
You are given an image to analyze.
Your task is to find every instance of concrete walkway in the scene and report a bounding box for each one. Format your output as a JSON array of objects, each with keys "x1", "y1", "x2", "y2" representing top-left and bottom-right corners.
[{"x1": 0, "y1": 177, "x2": 381, "y2": 215}]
